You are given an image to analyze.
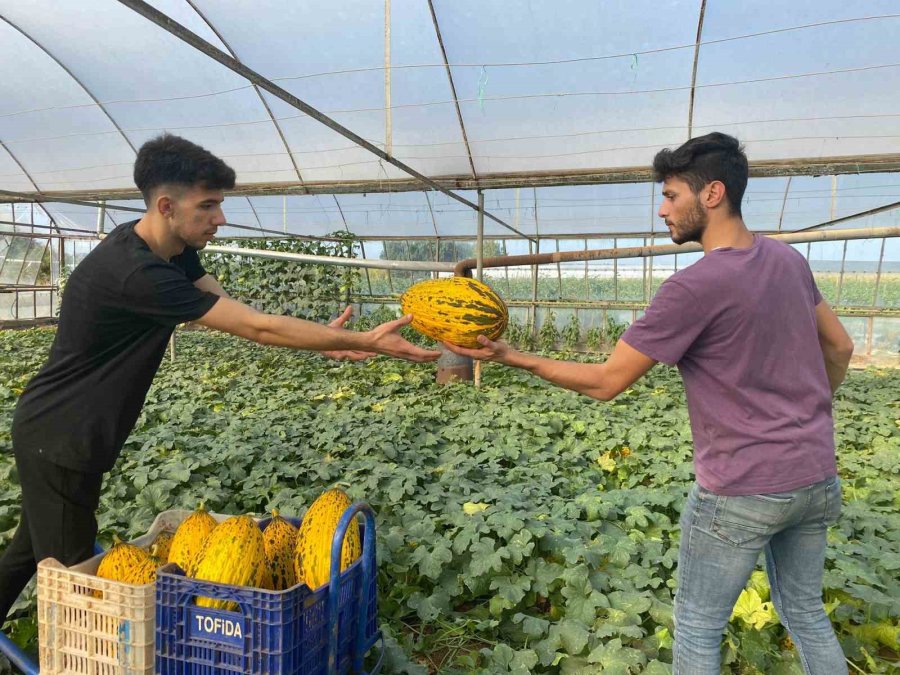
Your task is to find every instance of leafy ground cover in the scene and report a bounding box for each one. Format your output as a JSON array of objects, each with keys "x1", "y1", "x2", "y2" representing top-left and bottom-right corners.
[{"x1": 1, "y1": 328, "x2": 898, "y2": 674}]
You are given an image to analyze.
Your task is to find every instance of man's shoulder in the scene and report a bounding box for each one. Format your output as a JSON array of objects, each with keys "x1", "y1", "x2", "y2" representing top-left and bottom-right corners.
[
  {"x1": 662, "y1": 264, "x2": 708, "y2": 294},
  {"x1": 760, "y1": 235, "x2": 806, "y2": 262},
  {"x1": 71, "y1": 221, "x2": 155, "y2": 284}
]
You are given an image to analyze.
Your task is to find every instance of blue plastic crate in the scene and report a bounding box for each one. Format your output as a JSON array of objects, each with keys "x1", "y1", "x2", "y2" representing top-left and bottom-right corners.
[{"x1": 155, "y1": 503, "x2": 381, "y2": 674}]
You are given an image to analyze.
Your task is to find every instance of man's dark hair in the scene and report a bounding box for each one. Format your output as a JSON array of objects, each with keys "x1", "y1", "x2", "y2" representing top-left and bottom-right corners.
[
  {"x1": 133, "y1": 133, "x2": 236, "y2": 204},
  {"x1": 652, "y1": 132, "x2": 748, "y2": 216}
]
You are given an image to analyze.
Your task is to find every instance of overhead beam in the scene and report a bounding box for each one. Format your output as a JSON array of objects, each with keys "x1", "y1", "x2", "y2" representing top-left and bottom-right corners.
[
  {"x1": 204, "y1": 244, "x2": 455, "y2": 272},
  {"x1": 5, "y1": 152, "x2": 900, "y2": 203},
  {"x1": 117, "y1": 0, "x2": 533, "y2": 242},
  {"x1": 183, "y1": 0, "x2": 302, "y2": 234},
  {"x1": 452, "y1": 225, "x2": 900, "y2": 276},
  {"x1": 427, "y1": 0, "x2": 477, "y2": 178}
]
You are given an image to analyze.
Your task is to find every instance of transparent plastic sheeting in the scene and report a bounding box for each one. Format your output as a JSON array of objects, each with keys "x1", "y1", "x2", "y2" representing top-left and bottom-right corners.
[
  {"x1": 1, "y1": 2, "x2": 900, "y2": 194},
  {"x1": 3, "y1": 172, "x2": 900, "y2": 240}
]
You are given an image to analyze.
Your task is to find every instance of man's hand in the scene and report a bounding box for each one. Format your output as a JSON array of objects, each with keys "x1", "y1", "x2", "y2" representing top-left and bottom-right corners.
[
  {"x1": 442, "y1": 335, "x2": 512, "y2": 363},
  {"x1": 320, "y1": 306, "x2": 376, "y2": 362},
  {"x1": 366, "y1": 314, "x2": 440, "y2": 362}
]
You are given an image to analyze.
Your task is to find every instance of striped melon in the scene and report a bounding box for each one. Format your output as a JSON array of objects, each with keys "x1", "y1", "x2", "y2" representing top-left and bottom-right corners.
[
  {"x1": 148, "y1": 529, "x2": 174, "y2": 564},
  {"x1": 400, "y1": 277, "x2": 508, "y2": 348},
  {"x1": 193, "y1": 515, "x2": 266, "y2": 610},
  {"x1": 168, "y1": 503, "x2": 217, "y2": 575},
  {"x1": 294, "y1": 489, "x2": 360, "y2": 590},
  {"x1": 95, "y1": 535, "x2": 157, "y2": 594},
  {"x1": 262, "y1": 509, "x2": 298, "y2": 590},
  {"x1": 97, "y1": 535, "x2": 153, "y2": 583}
]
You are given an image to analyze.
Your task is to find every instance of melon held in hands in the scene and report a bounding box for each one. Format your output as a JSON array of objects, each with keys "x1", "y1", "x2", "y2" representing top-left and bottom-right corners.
[{"x1": 400, "y1": 277, "x2": 508, "y2": 348}]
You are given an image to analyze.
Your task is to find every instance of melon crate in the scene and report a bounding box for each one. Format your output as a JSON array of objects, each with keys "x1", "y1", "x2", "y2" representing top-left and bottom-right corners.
[
  {"x1": 34, "y1": 509, "x2": 226, "y2": 675},
  {"x1": 154, "y1": 502, "x2": 383, "y2": 674}
]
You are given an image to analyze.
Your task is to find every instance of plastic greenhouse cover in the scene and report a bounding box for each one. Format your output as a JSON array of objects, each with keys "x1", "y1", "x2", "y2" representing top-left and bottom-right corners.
[
  {"x1": 0, "y1": 0, "x2": 899, "y2": 247},
  {"x1": 1, "y1": 3, "x2": 899, "y2": 187}
]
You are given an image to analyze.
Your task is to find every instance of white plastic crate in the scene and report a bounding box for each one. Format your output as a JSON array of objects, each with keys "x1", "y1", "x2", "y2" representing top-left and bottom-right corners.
[{"x1": 35, "y1": 509, "x2": 227, "y2": 675}]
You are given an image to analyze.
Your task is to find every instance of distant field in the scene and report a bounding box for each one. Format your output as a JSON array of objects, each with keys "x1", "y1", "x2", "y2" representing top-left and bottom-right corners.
[{"x1": 356, "y1": 272, "x2": 900, "y2": 308}]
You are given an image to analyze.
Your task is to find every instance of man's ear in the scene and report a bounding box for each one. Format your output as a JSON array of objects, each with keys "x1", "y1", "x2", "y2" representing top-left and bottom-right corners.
[
  {"x1": 155, "y1": 193, "x2": 174, "y2": 218},
  {"x1": 704, "y1": 181, "x2": 727, "y2": 209}
]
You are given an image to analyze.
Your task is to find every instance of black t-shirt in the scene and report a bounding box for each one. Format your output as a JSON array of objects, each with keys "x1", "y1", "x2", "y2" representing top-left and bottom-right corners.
[{"x1": 11, "y1": 220, "x2": 219, "y2": 473}]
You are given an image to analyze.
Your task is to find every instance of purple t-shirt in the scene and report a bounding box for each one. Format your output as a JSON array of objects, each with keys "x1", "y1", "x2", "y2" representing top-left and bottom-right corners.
[{"x1": 622, "y1": 235, "x2": 836, "y2": 496}]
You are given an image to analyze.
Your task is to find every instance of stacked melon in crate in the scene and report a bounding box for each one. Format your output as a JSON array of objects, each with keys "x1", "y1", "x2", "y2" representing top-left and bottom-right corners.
[{"x1": 36, "y1": 489, "x2": 381, "y2": 675}]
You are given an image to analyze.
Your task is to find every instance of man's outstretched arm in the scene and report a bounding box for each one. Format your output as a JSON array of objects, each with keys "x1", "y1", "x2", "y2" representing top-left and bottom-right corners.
[
  {"x1": 196, "y1": 296, "x2": 439, "y2": 362},
  {"x1": 444, "y1": 336, "x2": 657, "y2": 401}
]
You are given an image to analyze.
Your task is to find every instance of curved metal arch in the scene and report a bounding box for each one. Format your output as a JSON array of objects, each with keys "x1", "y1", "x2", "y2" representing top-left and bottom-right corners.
[
  {"x1": 184, "y1": 1, "x2": 301, "y2": 237},
  {"x1": 185, "y1": 0, "x2": 305, "y2": 187},
  {"x1": 0, "y1": 139, "x2": 59, "y2": 232},
  {"x1": 427, "y1": 0, "x2": 476, "y2": 179},
  {"x1": 686, "y1": 0, "x2": 708, "y2": 139},
  {"x1": 0, "y1": 15, "x2": 138, "y2": 160},
  {"x1": 243, "y1": 196, "x2": 265, "y2": 234}
]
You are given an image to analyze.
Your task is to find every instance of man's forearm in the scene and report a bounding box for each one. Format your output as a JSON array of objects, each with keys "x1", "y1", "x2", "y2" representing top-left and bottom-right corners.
[
  {"x1": 821, "y1": 346, "x2": 851, "y2": 394},
  {"x1": 256, "y1": 313, "x2": 371, "y2": 352},
  {"x1": 502, "y1": 350, "x2": 612, "y2": 400}
]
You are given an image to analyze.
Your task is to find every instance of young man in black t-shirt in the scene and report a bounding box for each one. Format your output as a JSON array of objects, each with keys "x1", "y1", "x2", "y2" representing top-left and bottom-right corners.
[{"x1": 0, "y1": 134, "x2": 439, "y2": 624}]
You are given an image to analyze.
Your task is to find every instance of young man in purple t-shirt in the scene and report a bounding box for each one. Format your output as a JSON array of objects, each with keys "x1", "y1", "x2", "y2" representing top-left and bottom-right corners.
[{"x1": 445, "y1": 133, "x2": 854, "y2": 674}]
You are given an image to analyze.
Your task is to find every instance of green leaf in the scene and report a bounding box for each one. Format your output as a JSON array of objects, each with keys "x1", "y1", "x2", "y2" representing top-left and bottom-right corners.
[
  {"x1": 513, "y1": 612, "x2": 550, "y2": 639},
  {"x1": 491, "y1": 574, "x2": 531, "y2": 604},
  {"x1": 586, "y1": 637, "x2": 647, "y2": 672},
  {"x1": 553, "y1": 618, "x2": 590, "y2": 654}
]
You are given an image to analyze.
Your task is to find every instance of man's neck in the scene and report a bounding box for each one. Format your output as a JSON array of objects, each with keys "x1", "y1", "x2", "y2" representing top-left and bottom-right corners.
[
  {"x1": 700, "y1": 216, "x2": 754, "y2": 254},
  {"x1": 133, "y1": 215, "x2": 185, "y2": 261}
]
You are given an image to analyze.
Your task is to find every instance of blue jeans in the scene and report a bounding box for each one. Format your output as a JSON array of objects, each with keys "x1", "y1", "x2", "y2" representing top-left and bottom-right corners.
[{"x1": 673, "y1": 477, "x2": 846, "y2": 674}]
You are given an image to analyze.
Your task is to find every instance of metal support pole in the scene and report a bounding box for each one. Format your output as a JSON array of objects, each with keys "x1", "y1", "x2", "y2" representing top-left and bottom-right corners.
[
  {"x1": 384, "y1": 0, "x2": 392, "y2": 156},
  {"x1": 647, "y1": 181, "x2": 655, "y2": 300},
  {"x1": 865, "y1": 316, "x2": 874, "y2": 356},
  {"x1": 531, "y1": 189, "x2": 540, "y2": 343},
  {"x1": 358, "y1": 240, "x2": 374, "y2": 296},
  {"x1": 474, "y1": 191, "x2": 484, "y2": 386},
  {"x1": 503, "y1": 240, "x2": 510, "y2": 295},
  {"x1": 96, "y1": 200, "x2": 106, "y2": 235},
  {"x1": 434, "y1": 238, "x2": 441, "y2": 280},
  {"x1": 613, "y1": 237, "x2": 619, "y2": 301},
  {"x1": 584, "y1": 238, "x2": 589, "y2": 302},
  {"x1": 643, "y1": 236, "x2": 650, "y2": 302},
  {"x1": 476, "y1": 191, "x2": 484, "y2": 282},
  {"x1": 169, "y1": 330, "x2": 176, "y2": 361},
  {"x1": 530, "y1": 240, "x2": 539, "y2": 343},
  {"x1": 873, "y1": 238, "x2": 886, "y2": 306},
  {"x1": 385, "y1": 241, "x2": 394, "y2": 294},
  {"x1": 555, "y1": 238, "x2": 562, "y2": 299},
  {"x1": 835, "y1": 239, "x2": 849, "y2": 305}
]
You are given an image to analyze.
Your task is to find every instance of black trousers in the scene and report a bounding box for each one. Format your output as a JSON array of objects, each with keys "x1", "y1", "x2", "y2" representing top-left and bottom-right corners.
[{"x1": 0, "y1": 448, "x2": 103, "y2": 626}]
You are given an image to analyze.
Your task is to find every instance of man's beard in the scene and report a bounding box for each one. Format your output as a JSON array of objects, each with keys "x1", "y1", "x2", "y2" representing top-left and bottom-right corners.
[{"x1": 667, "y1": 199, "x2": 708, "y2": 245}]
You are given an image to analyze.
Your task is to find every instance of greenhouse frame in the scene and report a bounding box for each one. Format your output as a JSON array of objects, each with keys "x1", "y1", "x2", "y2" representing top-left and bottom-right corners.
[
  {"x1": 1, "y1": 1, "x2": 898, "y2": 360},
  {"x1": 2, "y1": 3, "x2": 900, "y2": 673}
]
